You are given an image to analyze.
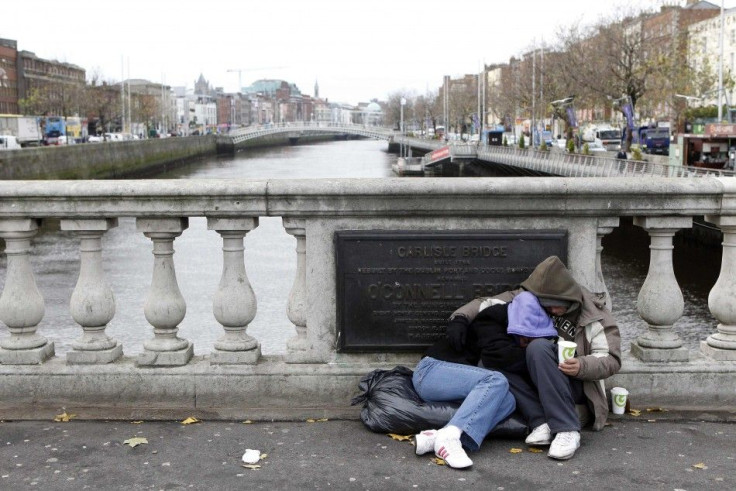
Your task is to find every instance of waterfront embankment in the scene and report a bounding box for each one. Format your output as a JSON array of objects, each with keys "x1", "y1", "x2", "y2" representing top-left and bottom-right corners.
[
  {"x1": 0, "y1": 136, "x2": 218, "y2": 180},
  {"x1": 0, "y1": 133, "x2": 345, "y2": 180}
]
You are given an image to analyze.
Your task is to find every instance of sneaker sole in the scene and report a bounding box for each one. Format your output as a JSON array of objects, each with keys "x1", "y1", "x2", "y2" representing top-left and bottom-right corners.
[
  {"x1": 525, "y1": 439, "x2": 551, "y2": 446},
  {"x1": 436, "y1": 457, "x2": 473, "y2": 469},
  {"x1": 547, "y1": 445, "x2": 580, "y2": 460}
]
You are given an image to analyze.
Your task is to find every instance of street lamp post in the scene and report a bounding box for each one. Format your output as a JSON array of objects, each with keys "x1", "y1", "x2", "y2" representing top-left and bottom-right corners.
[
  {"x1": 400, "y1": 97, "x2": 406, "y2": 158},
  {"x1": 719, "y1": 0, "x2": 725, "y2": 122}
]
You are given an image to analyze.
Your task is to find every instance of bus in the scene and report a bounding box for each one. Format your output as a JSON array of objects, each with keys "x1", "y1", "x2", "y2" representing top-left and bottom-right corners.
[
  {"x1": 42, "y1": 116, "x2": 66, "y2": 144},
  {"x1": 65, "y1": 116, "x2": 83, "y2": 140}
]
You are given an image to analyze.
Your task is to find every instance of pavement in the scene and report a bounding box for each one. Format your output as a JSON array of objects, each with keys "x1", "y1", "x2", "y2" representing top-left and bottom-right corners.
[{"x1": 0, "y1": 414, "x2": 733, "y2": 490}]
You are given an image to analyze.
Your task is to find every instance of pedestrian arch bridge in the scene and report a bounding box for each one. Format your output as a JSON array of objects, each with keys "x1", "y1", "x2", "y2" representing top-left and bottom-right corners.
[{"x1": 225, "y1": 122, "x2": 395, "y2": 146}]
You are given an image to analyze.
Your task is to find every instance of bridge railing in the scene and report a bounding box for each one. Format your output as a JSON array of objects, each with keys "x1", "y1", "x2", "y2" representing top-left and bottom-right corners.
[
  {"x1": 227, "y1": 122, "x2": 395, "y2": 144},
  {"x1": 475, "y1": 145, "x2": 736, "y2": 178},
  {"x1": 1, "y1": 178, "x2": 735, "y2": 416}
]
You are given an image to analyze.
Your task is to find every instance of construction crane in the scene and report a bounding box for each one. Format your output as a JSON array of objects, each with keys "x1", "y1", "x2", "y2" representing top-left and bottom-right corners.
[{"x1": 227, "y1": 66, "x2": 286, "y2": 93}]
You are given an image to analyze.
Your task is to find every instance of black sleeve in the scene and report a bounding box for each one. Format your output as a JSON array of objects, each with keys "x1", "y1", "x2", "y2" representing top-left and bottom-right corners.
[
  {"x1": 479, "y1": 335, "x2": 526, "y2": 371},
  {"x1": 472, "y1": 304, "x2": 526, "y2": 371}
]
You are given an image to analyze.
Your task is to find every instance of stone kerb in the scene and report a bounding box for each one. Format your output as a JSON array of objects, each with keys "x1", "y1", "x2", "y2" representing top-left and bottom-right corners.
[{"x1": 0, "y1": 177, "x2": 735, "y2": 419}]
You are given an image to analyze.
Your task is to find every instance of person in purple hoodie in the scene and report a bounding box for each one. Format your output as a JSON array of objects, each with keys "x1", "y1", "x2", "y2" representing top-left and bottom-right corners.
[{"x1": 412, "y1": 291, "x2": 557, "y2": 469}]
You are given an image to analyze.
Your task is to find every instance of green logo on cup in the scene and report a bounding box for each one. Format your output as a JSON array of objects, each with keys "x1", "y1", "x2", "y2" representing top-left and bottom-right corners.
[
  {"x1": 562, "y1": 347, "x2": 575, "y2": 359},
  {"x1": 614, "y1": 394, "x2": 627, "y2": 407}
]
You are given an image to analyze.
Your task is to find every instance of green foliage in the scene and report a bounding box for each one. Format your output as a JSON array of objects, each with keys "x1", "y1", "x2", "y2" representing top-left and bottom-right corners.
[
  {"x1": 566, "y1": 138, "x2": 575, "y2": 153},
  {"x1": 503, "y1": 136, "x2": 508, "y2": 146},
  {"x1": 686, "y1": 106, "x2": 718, "y2": 120},
  {"x1": 631, "y1": 147, "x2": 643, "y2": 161},
  {"x1": 582, "y1": 143, "x2": 590, "y2": 155},
  {"x1": 519, "y1": 133, "x2": 526, "y2": 149},
  {"x1": 539, "y1": 140, "x2": 548, "y2": 151}
]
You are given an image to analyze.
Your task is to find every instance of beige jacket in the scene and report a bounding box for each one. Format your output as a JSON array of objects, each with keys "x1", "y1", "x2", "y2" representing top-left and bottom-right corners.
[{"x1": 451, "y1": 256, "x2": 622, "y2": 430}]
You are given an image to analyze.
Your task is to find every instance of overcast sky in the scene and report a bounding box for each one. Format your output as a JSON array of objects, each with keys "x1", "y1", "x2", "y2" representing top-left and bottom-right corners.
[{"x1": 2, "y1": 1, "x2": 725, "y2": 104}]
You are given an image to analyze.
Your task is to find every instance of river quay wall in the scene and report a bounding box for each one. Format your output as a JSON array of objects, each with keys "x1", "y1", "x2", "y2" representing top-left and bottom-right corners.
[
  {"x1": 0, "y1": 136, "x2": 219, "y2": 180},
  {"x1": 0, "y1": 134, "x2": 354, "y2": 180}
]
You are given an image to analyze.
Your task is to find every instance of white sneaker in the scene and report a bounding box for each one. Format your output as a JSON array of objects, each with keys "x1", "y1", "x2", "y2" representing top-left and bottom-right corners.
[
  {"x1": 525, "y1": 423, "x2": 552, "y2": 446},
  {"x1": 434, "y1": 436, "x2": 473, "y2": 469},
  {"x1": 415, "y1": 430, "x2": 436, "y2": 455},
  {"x1": 548, "y1": 431, "x2": 580, "y2": 460}
]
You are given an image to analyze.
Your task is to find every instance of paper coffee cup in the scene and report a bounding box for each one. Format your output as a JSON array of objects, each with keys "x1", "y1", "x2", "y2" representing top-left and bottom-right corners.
[
  {"x1": 557, "y1": 340, "x2": 577, "y2": 363},
  {"x1": 611, "y1": 387, "x2": 629, "y2": 415}
]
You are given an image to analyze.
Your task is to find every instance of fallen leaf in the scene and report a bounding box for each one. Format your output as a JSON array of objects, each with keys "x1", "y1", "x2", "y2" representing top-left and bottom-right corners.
[
  {"x1": 692, "y1": 463, "x2": 708, "y2": 470},
  {"x1": 180, "y1": 417, "x2": 200, "y2": 425},
  {"x1": 260, "y1": 453, "x2": 268, "y2": 460},
  {"x1": 130, "y1": 421, "x2": 144, "y2": 424},
  {"x1": 241, "y1": 464, "x2": 261, "y2": 470},
  {"x1": 509, "y1": 448, "x2": 523, "y2": 454},
  {"x1": 628, "y1": 409, "x2": 641, "y2": 417},
  {"x1": 387, "y1": 434, "x2": 413, "y2": 442},
  {"x1": 306, "y1": 418, "x2": 328, "y2": 423},
  {"x1": 123, "y1": 437, "x2": 148, "y2": 448},
  {"x1": 242, "y1": 420, "x2": 253, "y2": 424},
  {"x1": 646, "y1": 407, "x2": 667, "y2": 413},
  {"x1": 54, "y1": 412, "x2": 75, "y2": 422},
  {"x1": 527, "y1": 447, "x2": 544, "y2": 453},
  {"x1": 431, "y1": 457, "x2": 446, "y2": 466}
]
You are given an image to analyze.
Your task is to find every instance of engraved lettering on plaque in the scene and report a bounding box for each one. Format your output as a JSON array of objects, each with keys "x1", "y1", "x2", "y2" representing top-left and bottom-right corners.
[{"x1": 335, "y1": 230, "x2": 567, "y2": 352}]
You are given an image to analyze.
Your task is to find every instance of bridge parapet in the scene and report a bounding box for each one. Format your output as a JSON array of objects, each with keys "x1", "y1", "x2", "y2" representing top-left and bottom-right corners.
[{"x1": 1, "y1": 178, "x2": 735, "y2": 419}]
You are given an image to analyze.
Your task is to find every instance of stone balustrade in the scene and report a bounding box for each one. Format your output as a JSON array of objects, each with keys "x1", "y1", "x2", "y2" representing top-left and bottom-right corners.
[{"x1": 0, "y1": 177, "x2": 735, "y2": 419}]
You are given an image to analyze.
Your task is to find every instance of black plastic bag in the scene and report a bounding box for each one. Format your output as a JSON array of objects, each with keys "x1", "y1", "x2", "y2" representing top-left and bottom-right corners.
[{"x1": 351, "y1": 366, "x2": 528, "y2": 438}]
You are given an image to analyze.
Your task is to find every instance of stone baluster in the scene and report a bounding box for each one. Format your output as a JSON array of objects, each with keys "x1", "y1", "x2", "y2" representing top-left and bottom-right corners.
[
  {"x1": 630, "y1": 216, "x2": 692, "y2": 362},
  {"x1": 701, "y1": 215, "x2": 736, "y2": 360},
  {"x1": 61, "y1": 219, "x2": 123, "y2": 364},
  {"x1": 136, "y1": 218, "x2": 193, "y2": 366},
  {"x1": 283, "y1": 218, "x2": 309, "y2": 363},
  {"x1": 0, "y1": 218, "x2": 54, "y2": 364},
  {"x1": 596, "y1": 217, "x2": 620, "y2": 311},
  {"x1": 207, "y1": 217, "x2": 261, "y2": 364}
]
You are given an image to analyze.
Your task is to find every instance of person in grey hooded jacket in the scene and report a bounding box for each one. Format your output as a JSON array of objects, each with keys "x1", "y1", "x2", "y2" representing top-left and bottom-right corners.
[{"x1": 449, "y1": 255, "x2": 622, "y2": 460}]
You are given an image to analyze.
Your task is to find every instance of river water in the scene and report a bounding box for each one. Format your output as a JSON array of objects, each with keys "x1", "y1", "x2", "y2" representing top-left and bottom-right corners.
[{"x1": 1, "y1": 139, "x2": 722, "y2": 356}]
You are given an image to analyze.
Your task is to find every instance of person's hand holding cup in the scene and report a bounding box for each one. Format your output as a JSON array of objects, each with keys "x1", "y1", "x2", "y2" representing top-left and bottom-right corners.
[{"x1": 557, "y1": 340, "x2": 577, "y2": 363}]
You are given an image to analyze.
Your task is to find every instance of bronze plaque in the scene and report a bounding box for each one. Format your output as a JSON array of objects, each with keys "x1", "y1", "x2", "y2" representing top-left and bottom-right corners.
[{"x1": 336, "y1": 230, "x2": 567, "y2": 352}]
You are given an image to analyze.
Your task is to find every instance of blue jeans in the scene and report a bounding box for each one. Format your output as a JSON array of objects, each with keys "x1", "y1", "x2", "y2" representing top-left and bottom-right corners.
[{"x1": 412, "y1": 357, "x2": 516, "y2": 451}]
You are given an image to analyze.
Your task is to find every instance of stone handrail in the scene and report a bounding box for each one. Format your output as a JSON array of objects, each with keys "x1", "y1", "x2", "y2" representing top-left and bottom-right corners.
[{"x1": 1, "y1": 177, "x2": 735, "y2": 418}]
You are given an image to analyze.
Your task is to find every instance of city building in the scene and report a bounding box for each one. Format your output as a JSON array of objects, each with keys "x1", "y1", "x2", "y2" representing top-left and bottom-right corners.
[
  {"x1": 688, "y1": 5, "x2": 736, "y2": 109},
  {"x1": 0, "y1": 38, "x2": 19, "y2": 114}
]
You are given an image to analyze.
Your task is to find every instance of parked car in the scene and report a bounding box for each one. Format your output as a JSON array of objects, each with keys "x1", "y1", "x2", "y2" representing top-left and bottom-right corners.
[
  {"x1": 585, "y1": 141, "x2": 608, "y2": 153},
  {"x1": 0, "y1": 134, "x2": 22, "y2": 150},
  {"x1": 552, "y1": 138, "x2": 567, "y2": 149},
  {"x1": 88, "y1": 135, "x2": 103, "y2": 143}
]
